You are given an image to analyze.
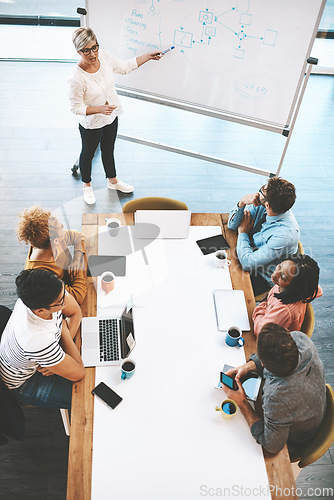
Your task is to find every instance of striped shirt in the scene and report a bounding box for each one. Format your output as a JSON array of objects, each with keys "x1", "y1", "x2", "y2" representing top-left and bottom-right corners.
[{"x1": 0, "y1": 299, "x2": 65, "y2": 389}]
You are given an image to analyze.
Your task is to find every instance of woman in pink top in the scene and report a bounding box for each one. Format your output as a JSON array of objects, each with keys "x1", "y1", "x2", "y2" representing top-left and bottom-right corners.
[{"x1": 253, "y1": 254, "x2": 322, "y2": 336}]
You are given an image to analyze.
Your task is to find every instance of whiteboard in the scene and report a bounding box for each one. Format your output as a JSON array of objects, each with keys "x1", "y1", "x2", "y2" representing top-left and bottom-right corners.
[{"x1": 86, "y1": 0, "x2": 325, "y2": 128}]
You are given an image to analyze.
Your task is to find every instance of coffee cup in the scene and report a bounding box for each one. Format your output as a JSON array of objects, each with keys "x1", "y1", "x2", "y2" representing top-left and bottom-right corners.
[
  {"x1": 101, "y1": 271, "x2": 115, "y2": 293},
  {"x1": 121, "y1": 359, "x2": 136, "y2": 380},
  {"x1": 215, "y1": 399, "x2": 238, "y2": 420},
  {"x1": 105, "y1": 217, "x2": 121, "y2": 237},
  {"x1": 214, "y1": 250, "x2": 231, "y2": 268},
  {"x1": 225, "y1": 326, "x2": 245, "y2": 348}
]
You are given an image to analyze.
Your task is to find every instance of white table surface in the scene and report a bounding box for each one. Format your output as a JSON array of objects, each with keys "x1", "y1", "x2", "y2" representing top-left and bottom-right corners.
[{"x1": 91, "y1": 227, "x2": 270, "y2": 500}]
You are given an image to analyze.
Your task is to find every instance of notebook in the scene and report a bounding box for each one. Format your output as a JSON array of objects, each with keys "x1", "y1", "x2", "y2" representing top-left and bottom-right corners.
[{"x1": 213, "y1": 289, "x2": 250, "y2": 331}]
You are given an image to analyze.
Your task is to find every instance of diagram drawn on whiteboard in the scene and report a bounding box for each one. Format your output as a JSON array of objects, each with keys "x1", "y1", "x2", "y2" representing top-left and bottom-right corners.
[
  {"x1": 120, "y1": 0, "x2": 279, "y2": 99},
  {"x1": 121, "y1": 0, "x2": 278, "y2": 63},
  {"x1": 173, "y1": 3, "x2": 278, "y2": 60}
]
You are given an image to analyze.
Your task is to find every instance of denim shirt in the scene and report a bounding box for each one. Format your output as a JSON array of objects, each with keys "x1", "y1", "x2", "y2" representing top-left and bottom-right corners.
[{"x1": 228, "y1": 203, "x2": 300, "y2": 282}]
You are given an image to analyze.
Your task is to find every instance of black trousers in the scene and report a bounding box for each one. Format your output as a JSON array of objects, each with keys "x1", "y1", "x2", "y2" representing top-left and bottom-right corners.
[{"x1": 79, "y1": 118, "x2": 118, "y2": 183}]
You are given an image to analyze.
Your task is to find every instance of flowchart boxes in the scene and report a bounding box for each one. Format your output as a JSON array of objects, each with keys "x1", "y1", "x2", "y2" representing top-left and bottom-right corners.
[
  {"x1": 205, "y1": 26, "x2": 216, "y2": 37},
  {"x1": 240, "y1": 13, "x2": 252, "y2": 25},
  {"x1": 174, "y1": 30, "x2": 193, "y2": 48},
  {"x1": 237, "y1": 0, "x2": 250, "y2": 13},
  {"x1": 263, "y1": 29, "x2": 278, "y2": 46},
  {"x1": 199, "y1": 10, "x2": 213, "y2": 24}
]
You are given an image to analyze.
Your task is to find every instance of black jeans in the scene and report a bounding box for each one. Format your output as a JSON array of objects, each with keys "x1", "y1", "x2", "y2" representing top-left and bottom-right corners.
[{"x1": 79, "y1": 118, "x2": 118, "y2": 183}]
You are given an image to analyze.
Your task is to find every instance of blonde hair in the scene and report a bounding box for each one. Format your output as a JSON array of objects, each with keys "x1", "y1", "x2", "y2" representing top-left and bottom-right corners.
[
  {"x1": 72, "y1": 27, "x2": 97, "y2": 51},
  {"x1": 17, "y1": 206, "x2": 60, "y2": 249}
]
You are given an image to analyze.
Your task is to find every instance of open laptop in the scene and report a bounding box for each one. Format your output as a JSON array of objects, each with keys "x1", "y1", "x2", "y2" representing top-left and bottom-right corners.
[
  {"x1": 213, "y1": 289, "x2": 250, "y2": 331},
  {"x1": 134, "y1": 210, "x2": 191, "y2": 239},
  {"x1": 81, "y1": 297, "x2": 135, "y2": 367}
]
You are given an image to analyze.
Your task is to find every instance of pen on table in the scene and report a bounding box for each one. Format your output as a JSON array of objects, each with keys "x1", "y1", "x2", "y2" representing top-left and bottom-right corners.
[{"x1": 161, "y1": 46, "x2": 175, "y2": 55}]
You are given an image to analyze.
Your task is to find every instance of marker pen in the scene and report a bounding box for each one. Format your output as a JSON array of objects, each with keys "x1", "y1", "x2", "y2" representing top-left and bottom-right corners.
[{"x1": 161, "y1": 46, "x2": 175, "y2": 55}]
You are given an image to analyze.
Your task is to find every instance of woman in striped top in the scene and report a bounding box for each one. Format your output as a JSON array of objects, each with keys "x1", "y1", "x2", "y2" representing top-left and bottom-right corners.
[{"x1": 252, "y1": 254, "x2": 322, "y2": 336}]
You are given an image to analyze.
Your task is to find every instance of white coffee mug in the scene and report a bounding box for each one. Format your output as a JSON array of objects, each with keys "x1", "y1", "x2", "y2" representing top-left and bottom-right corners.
[
  {"x1": 214, "y1": 250, "x2": 231, "y2": 268},
  {"x1": 105, "y1": 218, "x2": 121, "y2": 237}
]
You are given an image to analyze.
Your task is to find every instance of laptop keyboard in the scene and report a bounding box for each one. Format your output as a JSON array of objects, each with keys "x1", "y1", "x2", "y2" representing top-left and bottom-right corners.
[{"x1": 99, "y1": 318, "x2": 119, "y2": 362}]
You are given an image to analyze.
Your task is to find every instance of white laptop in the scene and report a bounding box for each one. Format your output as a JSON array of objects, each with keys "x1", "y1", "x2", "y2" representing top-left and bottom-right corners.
[
  {"x1": 213, "y1": 290, "x2": 250, "y2": 331},
  {"x1": 134, "y1": 210, "x2": 191, "y2": 239},
  {"x1": 81, "y1": 298, "x2": 135, "y2": 367}
]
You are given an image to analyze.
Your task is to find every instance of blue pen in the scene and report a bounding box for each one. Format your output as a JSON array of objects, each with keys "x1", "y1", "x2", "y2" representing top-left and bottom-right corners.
[{"x1": 161, "y1": 46, "x2": 175, "y2": 55}]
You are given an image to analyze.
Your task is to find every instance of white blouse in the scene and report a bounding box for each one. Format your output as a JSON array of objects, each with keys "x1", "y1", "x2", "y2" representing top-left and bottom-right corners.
[{"x1": 68, "y1": 50, "x2": 138, "y2": 129}]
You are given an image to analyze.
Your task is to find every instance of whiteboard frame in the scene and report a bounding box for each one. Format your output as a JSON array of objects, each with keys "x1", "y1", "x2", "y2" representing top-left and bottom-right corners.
[{"x1": 81, "y1": 0, "x2": 325, "y2": 178}]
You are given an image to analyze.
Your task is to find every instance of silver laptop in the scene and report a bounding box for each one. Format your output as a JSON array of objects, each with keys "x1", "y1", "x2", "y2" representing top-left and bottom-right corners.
[
  {"x1": 134, "y1": 210, "x2": 191, "y2": 239},
  {"x1": 81, "y1": 298, "x2": 135, "y2": 367},
  {"x1": 213, "y1": 290, "x2": 250, "y2": 331}
]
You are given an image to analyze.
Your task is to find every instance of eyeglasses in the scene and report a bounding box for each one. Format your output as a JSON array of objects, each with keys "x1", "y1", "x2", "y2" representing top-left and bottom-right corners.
[
  {"x1": 259, "y1": 185, "x2": 267, "y2": 200},
  {"x1": 80, "y1": 43, "x2": 99, "y2": 56},
  {"x1": 49, "y1": 286, "x2": 66, "y2": 309}
]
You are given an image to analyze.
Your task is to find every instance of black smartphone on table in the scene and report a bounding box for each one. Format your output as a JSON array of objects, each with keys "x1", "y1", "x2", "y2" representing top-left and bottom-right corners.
[{"x1": 92, "y1": 382, "x2": 123, "y2": 409}]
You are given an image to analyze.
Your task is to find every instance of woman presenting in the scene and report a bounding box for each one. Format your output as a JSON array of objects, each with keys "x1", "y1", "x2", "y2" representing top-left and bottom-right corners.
[{"x1": 69, "y1": 27, "x2": 163, "y2": 204}]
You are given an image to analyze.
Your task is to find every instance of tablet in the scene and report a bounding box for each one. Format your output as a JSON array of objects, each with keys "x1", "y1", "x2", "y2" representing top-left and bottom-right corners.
[
  {"x1": 87, "y1": 255, "x2": 126, "y2": 277},
  {"x1": 196, "y1": 234, "x2": 230, "y2": 255}
]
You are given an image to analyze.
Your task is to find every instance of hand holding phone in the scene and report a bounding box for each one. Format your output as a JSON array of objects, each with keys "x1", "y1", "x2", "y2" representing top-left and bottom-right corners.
[{"x1": 92, "y1": 382, "x2": 122, "y2": 409}]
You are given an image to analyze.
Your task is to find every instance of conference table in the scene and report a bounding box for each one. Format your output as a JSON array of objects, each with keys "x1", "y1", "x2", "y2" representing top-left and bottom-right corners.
[{"x1": 66, "y1": 213, "x2": 297, "y2": 500}]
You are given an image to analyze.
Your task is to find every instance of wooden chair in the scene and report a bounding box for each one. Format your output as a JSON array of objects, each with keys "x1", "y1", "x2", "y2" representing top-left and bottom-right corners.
[
  {"x1": 122, "y1": 196, "x2": 188, "y2": 213},
  {"x1": 291, "y1": 384, "x2": 334, "y2": 478},
  {"x1": 298, "y1": 240, "x2": 304, "y2": 255},
  {"x1": 300, "y1": 302, "x2": 315, "y2": 338}
]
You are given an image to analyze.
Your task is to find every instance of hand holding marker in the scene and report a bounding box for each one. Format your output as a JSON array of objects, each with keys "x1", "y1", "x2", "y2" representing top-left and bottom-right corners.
[{"x1": 161, "y1": 46, "x2": 175, "y2": 55}]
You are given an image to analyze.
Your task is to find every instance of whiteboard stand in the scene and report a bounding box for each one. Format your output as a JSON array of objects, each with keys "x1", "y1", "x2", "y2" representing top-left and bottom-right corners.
[
  {"x1": 74, "y1": 1, "x2": 323, "y2": 179},
  {"x1": 118, "y1": 57, "x2": 318, "y2": 179},
  {"x1": 276, "y1": 57, "x2": 318, "y2": 177}
]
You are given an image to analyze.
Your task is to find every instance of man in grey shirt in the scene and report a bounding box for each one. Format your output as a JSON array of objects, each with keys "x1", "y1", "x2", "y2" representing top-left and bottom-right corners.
[{"x1": 224, "y1": 323, "x2": 326, "y2": 456}]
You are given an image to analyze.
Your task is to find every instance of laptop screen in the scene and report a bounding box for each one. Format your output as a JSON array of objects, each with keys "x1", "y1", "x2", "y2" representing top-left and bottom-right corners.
[
  {"x1": 120, "y1": 297, "x2": 135, "y2": 359},
  {"x1": 134, "y1": 210, "x2": 191, "y2": 238}
]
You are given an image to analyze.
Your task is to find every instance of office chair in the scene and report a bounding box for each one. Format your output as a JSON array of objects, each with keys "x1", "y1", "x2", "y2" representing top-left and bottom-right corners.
[
  {"x1": 300, "y1": 302, "x2": 315, "y2": 338},
  {"x1": 122, "y1": 196, "x2": 188, "y2": 213},
  {"x1": 298, "y1": 240, "x2": 304, "y2": 255},
  {"x1": 0, "y1": 305, "x2": 70, "y2": 436},
  {"x1": 291, "y1": 384, "x2": 334, "y2": 478}
]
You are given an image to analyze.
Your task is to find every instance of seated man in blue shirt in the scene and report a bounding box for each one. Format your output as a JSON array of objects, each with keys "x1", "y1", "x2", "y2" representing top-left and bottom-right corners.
[
  {"x1": 224, "y1": 323, "x2": 326, "y2": 458},
  {"x1": 228, "y1": 176, "x2": 300, "y2": 296}
]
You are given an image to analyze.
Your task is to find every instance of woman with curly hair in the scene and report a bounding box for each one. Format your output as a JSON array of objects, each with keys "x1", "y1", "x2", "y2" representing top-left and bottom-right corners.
[
  {"x1": 252, "y1": 254, "x2": 322, "y2": 336},
  {"x1": 17, "y1": 206, "x2": 87, "y2": 304}
]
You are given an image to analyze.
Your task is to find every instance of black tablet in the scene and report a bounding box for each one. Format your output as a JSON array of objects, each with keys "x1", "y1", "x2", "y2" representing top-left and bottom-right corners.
[
  {"x1": 87, "y1": 255, "x2": 126, "y2": 277},
  {"x1": 196, "y1": 234, "x2": 230, "y2": 255}
]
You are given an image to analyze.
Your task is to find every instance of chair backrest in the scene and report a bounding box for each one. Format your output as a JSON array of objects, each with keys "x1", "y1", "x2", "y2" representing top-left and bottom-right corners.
[
  {"x1": 298, "y1": 384, "x2": 334, "y2": 468},
  {"x1": 0, "y1": 305, "x2": 12, "y2": 337},
  {"x1": 122, "y1": 197, "x2": 188, "y2": 213},
  {"x1": 300, "y1": 302, "x2": 315, "y2": 338},
  {"x1": 298, "y1": 240, "x2": 304, "y2": 255}
]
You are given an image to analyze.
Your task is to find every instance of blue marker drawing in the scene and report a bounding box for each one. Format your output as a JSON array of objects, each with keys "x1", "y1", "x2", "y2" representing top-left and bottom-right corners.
[{"x1": 161, "y1": 45, "x2": 175, "y2": 54}]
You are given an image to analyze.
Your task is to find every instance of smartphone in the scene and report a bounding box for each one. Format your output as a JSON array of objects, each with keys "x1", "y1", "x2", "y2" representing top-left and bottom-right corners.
[
  {"x1": 92, "y1": 382, "x2": 123, "y2": 409},
  {"x1": 220, "y1": 371, "x2": 238, "y2": 390}
]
